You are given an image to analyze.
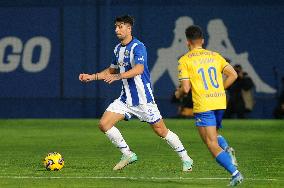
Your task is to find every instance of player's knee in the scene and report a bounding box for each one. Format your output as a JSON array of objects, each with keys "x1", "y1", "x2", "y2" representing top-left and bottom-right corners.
[
  {"x1": 206, "y1": 140, "x2": 219, "y2": 151},
  {"x1": 151, "y1": 120, "x2": 168, "y2": 137},
  {"x1": 152, "y1": 126, "x2": 168, "y2": 137},
  {"x1": 98, "y1": 119, "x2": 109, "y2": 132}
]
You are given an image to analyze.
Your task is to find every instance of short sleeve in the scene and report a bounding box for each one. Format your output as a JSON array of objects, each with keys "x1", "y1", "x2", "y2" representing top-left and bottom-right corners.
[
  {"x1": 133, "y1": 44, "x2": 147, "y2": 65},
  {"x1": 178, "y1": 58, "x2": 190, "y2": 81},
  {"x1": 110, "y1": 49, "x2": 118, "y2": 69},
  {"x1": 216, "y1": 53, "x2": 229, "y2": 72}
]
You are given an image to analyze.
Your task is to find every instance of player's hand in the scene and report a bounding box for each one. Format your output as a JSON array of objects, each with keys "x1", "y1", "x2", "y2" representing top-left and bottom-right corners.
[
  {"x1": 79, "y1": 73, "x2": 94, "y2": 83},
  {"x1": 175, "y1": 89, "x2": 181, "y2": 99},
  {"x1": 104, "y1": 73, "x2": 121, "y2": 84},
  {"x1": 100, "y1": 71, "x2": 111, "y2": 80}
]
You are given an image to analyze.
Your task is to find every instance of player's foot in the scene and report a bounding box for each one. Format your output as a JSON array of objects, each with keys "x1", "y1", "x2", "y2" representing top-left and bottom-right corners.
[
  {"x1": 182, "y1": 159, "x2": 193, "y2": 172},
  {"x1": 226, "y1": 147, "x2": 238, "y2": 167},
  {"x1": 228, "y1": 172, "x2": 243, "y2": 186},
  {"x1": 113, "y1": 153, "x2": 137, "y2": 170}
]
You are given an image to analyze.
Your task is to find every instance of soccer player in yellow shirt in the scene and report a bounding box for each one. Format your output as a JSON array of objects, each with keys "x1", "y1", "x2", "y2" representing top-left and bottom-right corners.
[{"x1": 177, "y1": 25, "x2": 243, "y2": 186}]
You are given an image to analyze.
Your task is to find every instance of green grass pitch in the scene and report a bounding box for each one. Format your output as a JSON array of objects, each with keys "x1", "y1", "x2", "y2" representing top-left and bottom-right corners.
[{"x1": 0, "y1": 119, "x2": 283, "y2": 187}]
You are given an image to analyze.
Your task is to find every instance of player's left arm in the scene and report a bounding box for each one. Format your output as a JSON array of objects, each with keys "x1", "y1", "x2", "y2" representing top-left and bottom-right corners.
[
  {"x1": 121, "y1": 64, "x2": 144, "y2": 78},
  {"x1": 104, "y1": 44, "x2": 146, "y2": 84}
]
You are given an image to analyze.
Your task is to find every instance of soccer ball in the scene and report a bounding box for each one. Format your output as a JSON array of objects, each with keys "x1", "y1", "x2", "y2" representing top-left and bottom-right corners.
[{"x1": 43, "y1": 152, "x2": 64, "y2": 171}]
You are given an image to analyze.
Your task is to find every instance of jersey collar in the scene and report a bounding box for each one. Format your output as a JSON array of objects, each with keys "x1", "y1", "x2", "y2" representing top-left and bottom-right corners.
[{"x1": 121, "y1": 36, "x2": 134, "y2": 47}]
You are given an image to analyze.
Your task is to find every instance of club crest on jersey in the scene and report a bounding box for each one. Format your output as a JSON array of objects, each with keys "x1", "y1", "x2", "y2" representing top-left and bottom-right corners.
[{"x1": 124, "y1": 50, "x2": 130, "y2": 57}]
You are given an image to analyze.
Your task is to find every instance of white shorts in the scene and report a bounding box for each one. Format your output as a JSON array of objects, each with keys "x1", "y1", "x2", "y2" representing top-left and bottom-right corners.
[{"x1": 106, "y1": 99, "x2": 162, "y2": 124}]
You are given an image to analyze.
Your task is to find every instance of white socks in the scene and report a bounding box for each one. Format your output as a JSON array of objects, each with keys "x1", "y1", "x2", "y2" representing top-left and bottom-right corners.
[
  {"x1": 164, "y1": 130, "x2": 192, "y2": 162},
  {"x1": 105, "y1": 126, "x2": 132, "y2": 156},
  {"x1": 105, "y1": 127, "x2": 191, "y2": 162}
]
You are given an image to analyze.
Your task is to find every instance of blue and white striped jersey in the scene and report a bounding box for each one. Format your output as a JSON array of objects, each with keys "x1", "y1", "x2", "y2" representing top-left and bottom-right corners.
[{"x1": 110, "y1": 38, "x2": 155, "y2": 106}]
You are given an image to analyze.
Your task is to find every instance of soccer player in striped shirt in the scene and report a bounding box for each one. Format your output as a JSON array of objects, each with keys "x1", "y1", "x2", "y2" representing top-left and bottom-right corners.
[
  {"x1": 176, "y1": 25, "x2": 243, "y2": 186},
  {"x1": 79, "y1": 15, "x2": 193, "y2": 171}
]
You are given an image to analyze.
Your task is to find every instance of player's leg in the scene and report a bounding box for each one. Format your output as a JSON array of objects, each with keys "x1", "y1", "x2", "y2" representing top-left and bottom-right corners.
[
  {"x1": 196, "y1": 111, "x2": 243, "y2": 186},
  {"x1": 99, "y1": 111, "x2": 132, "y2": 156},
  {"x1": 199, "y1": 128, "x2": 238, "y2": 171},
  {"x1": 217, "y1": 133, "x2": 238, "y2": 166},
  {"x1": 151, "y1": 119, "x2": 193, "y2": 172},
  {"x1": 217, "y1": 134, "x2": 229, "y2": 150},
  {"x1": 99, "y1": 111, "x2": 123, "y2": 132},
  {"x1": 198, "y1": 126, "x2": 242, "y2": 178},
  {"x1": 100, "y1": 100, "x2": 137, "y2": 170},
  {"x1": 198, "y1": 126, "x2": 223, "y2": 157},
  {"x1": 214, "y1": 110, "x2": 229, "y2": 150},
  {"x1": 215, "y1": 110, "x2": 238, "y2": 166}
]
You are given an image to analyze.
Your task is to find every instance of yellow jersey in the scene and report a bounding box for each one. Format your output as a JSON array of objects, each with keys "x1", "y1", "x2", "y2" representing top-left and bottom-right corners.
[{"x1": 178, "y1": 48, "x2": 229, "y2": 113}]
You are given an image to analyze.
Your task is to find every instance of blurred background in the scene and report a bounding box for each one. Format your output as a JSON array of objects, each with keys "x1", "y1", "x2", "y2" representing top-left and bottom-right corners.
[{"x1": 0, "y1": 0, "x2": 283, "y2": 119}]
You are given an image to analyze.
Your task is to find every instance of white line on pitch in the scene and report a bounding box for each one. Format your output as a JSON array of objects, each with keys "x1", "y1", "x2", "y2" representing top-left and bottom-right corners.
[{"x1": 0, "y1": 176, "x2": 281, "y2": 181}]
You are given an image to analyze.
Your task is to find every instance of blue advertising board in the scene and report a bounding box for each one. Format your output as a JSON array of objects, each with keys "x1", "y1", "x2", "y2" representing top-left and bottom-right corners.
[
  {"x1": 0, "y1": 8, "x2": 60, "y2": 97},
  {"x1": 0, "y1": 1, "x2": 283, "y2": 118},
  {"x1": 97, "y1": 4, "x2": 284, "y2": 117}
]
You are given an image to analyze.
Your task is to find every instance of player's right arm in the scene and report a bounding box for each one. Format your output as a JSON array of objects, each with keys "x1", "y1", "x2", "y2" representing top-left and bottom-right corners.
[{"x1": 216, "y1": 53, "x2": 238, "y2": 89}]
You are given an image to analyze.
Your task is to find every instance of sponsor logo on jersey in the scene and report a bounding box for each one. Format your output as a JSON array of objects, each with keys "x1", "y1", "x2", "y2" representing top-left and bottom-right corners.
[
  {"x1": 138, "y1": 56, "x2": 144, "y2": 61},
  {"x1": 196, "y1": 118, "x2": 202, "y2": 123},
  {"x1": 118, "y1": 61, "x2": 129, "y2": 67}
]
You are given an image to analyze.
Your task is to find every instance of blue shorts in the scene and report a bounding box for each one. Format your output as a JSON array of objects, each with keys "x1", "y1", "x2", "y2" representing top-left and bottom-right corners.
[{"x1": 194, "y1": 110, "x2": 225, "y2": 129}]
